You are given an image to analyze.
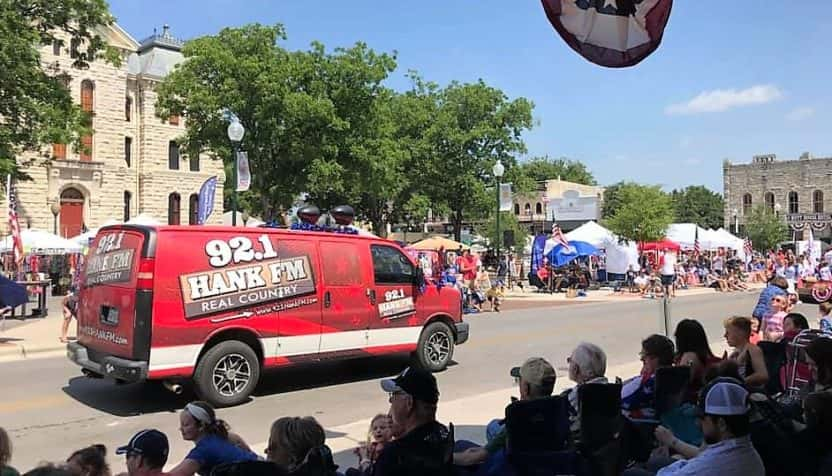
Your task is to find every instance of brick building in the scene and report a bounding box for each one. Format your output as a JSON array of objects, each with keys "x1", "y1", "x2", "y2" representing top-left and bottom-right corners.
[
  {"x1": 723, "y1": 152, "x2": 832, "y2": 239},
  {"x1": 4, "y1": 23, "x2": 224, "y2": 237}
]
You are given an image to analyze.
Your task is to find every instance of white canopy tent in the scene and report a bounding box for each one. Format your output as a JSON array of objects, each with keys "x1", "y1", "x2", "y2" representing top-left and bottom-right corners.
[
  {"x1": 126, "y1": 214, "x2": 161, "y2": 226},
  {"x1": 1, "y1": 229, "x2": 83, "y2": 255},
  {"x1": 69, "y1": 219, "x2": 122, "y2": 247},
  {"x1": 566, "y1": 221, "x2": 640, "y2": 274},
  {"x1": 564, "y1": 221, "x2": 616, "y2": 248}
]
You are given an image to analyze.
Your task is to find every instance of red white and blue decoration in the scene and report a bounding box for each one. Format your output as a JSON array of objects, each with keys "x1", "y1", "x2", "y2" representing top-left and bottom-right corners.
[
  {"x1": 541, "y1": 0, "x2": 673, "y2": 68},
  {"x1": 546, "y1": 240, "x2": 599, "y2": 267}
]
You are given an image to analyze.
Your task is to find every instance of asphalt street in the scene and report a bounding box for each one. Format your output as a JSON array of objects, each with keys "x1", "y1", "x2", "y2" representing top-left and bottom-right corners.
[{"x1": 0, "y1": 291, "x2": 776, "y2": 472}]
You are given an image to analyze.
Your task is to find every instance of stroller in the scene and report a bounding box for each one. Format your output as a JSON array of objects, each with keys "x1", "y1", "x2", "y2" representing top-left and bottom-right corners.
[{"x1": 780, "y1": 329, "x2": 832, "y2": 397}]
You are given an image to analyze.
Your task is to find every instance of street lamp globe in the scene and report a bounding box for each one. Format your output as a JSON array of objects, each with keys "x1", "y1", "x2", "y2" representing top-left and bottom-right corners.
[
  {"x1": 492, "y1": 160, "x2": 505, "y2": 178},
  {"x1": 227, "y1": 120, "x2": 245, "y2": 142},
  {"x1": 774, "y1": 203, "x2": 782, "y2": 213},
  {"x1": 50, "y1": 202, "x2": 61, "y2": 217}
]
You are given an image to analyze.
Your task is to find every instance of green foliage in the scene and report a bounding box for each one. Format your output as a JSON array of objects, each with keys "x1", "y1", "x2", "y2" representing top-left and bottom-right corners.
[
  {"x1": 519, "y1": 156, "x2": 596, "y2": 185},
  {"x1": 604, "y1": 184, "x2": 674, "y2": 243},
  {"x1": 671, "y1": 186, "x2": 724, "y2": 229},
  {"x1": 601, "y1": 181, "x2": 631, "y2": 219},
  {"x1": 745, "y1": 205, "x2": 788, "y2": 252},
  {"x1": 480, "y1": 210, "x2": 528, "y2": 255},
  {"x1": 0, "y1": 0, "x2": 118, "y2": 177}
]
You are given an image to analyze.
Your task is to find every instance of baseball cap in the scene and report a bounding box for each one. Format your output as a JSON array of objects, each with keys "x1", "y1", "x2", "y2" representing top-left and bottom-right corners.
[
  {"x1": 510, "y1": 357, "x2": 556, "y2": 387},
  {"x1": 700, "y1": 380, "x2": 749, "y2": 416},
  {"x1": 380, "y1": 367, "x2": 439, "y2": 404},
  {"x1": 116, "y1": 429, "x2": 169, "y2": 464}
]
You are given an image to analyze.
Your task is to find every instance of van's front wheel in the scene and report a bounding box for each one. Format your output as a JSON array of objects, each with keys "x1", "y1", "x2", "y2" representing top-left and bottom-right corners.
[
  {"x1": 193, "y1": 340, "x2": 260, "y2": 407},
  {"x1": 414, "y1": 321, "x2": 454, "y2": 372}
]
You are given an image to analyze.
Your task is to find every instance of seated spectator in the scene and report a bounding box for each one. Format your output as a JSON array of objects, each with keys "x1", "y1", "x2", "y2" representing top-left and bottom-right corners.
[
  {"x1": 673, "y1": 319, "x2": 721, "y2": 403},
  {"x1": 634, "y1": 272, "x2": 649, "y2": 295},
  {"x1": 723, "y1": 317, "x2": 768, "y2": 388},
  {"x1": 167, "y1": 401, "x2": 257, "y2": 476},
  {"x1": 795, "y1": 392, "x2": 832, "y2": 474},
  {"x1": 818, "y1": 302, "x2": 832, "y2": 333},
  {"x1": 266, "y1": 417, "x2": 338, "y2": 476},
  {"x1": 782, "y1": 313, "x2": 810, "y2": 341},
  {"x1": 114, "y1": 429, "x2": 170, "y2": 476},
  {"x1": 0, "y1": 427, "x2": 18, "y2": 476},
  {"x1": 562, "y1": 343, "x2": 608, "y2": 438},
  {"x1": 805, "y1": 337, "x2": 832, "y2": 395},
  {"x1": 453, "y1": 357, "x2": 556, "y2": 470},
  {"x1": 66, "y1": 445, "x2": 110, "y2": 476},
  {"x1": 348, "y1": 414, "x2": 393, "y2": 476},
  {"x1": 371, "y1": 367, "x2": 453, "y2": 476},
  {"x1": 21, "y1": 466, "x2": 75, "y2": 476},
  {"x1": 761, "y1": 294, "x2": 788, "y2": 342},
  {"x1": 622, "y1": 335, "x2": 675, "y2": 420}
]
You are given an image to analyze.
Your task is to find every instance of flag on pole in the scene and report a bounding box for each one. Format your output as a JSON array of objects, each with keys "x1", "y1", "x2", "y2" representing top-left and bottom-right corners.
[
  {"x1": 6, "y1": 175, "x2": 24, "y2": 263},
  {"x1": 693, "y1": 226, "x2": 701, "y2": 256},
  {"x1": 236, "y1": 151, "x2": 251, "y2": 192},
  {"x1": 551, "y1": 222, "x2": 570, "y2": 248},
  {"x1": 197, "y1": 176, "x2": 218, "y2": 225}
]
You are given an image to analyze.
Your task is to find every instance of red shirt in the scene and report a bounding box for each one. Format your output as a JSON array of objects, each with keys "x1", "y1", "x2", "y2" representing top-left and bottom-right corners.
[{"x1": 456, "y1": 255, "x2": 478, "y2": 281}]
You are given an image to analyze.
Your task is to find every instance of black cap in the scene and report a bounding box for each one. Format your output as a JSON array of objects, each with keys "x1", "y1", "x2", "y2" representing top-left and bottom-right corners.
[
  {"x1": 116, "y1": 429, "x2": 169, "y2": 464},
  {"x1": 380, "y1": 367, "x2": 439, "y2": 404}
]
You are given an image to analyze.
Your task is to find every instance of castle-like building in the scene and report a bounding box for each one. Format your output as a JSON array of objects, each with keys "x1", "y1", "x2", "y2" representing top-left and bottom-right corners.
[{"x1": 5, "y1": 23, "x2": 224, "y2": 237}]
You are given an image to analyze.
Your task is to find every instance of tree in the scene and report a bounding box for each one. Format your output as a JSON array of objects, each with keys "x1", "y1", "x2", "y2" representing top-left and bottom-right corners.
[
  {"x1": 671, "y1": 186, "x2": 724, "y2": 229},
  {"x1": 604, "y1": 184, "x2": 674, "y2": 244},
  {"x1": 480, "y1": 211, "x2": 529, "y2": 255},
  {"x1": 0, "y1": 0, "x2": 119, "y2": 177},
  {"x1": 412, "y1": 80, "x2": 534, "y2": 241},
  {"x1": 601, "y1": 181, "x2": 631, "y2": 219},
  {"x1": 745, "y1": 205, "x2": 788, "y2": 252},
  {"x1": 519, "y1": 156, "x2": 596, "y2": 185}
]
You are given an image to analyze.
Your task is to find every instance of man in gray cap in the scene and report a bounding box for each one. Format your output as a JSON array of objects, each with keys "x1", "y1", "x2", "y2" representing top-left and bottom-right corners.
[{"x1": 453, "y1": 357, "x2": 556, "y2": 468}]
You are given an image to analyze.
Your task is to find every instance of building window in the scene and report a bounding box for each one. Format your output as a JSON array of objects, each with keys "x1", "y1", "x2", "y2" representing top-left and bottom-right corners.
[
  {"x1": 788, "y1": 191, "x2": 799, "y2": 214},
  {"x1": 742, "y1": 193, "x2": 752, "y2": 216},
  {"x1": 70, "y1": 38, "x2": 80, "y2": 59},
  {"x1": 765, "y1": 192, "x2": 775, "y2": 213},
  {"x1": 524, "y1": 203, "x2": 531, "y2": 215},
  {"x1": 189, "y1": 147, "x2": 200, "y2": 172},
  {"x1": 52, "y1": 143, "x2": 66, "y2": 160},
  {"x1": 813, "y1": 190, "x2": 824, "y2": 213},
  {"x1": 189, "y1": 194, "x2": 199, "y2": 225},
  {"x1": 124, "y1": 137, "x2": 132, "y2": 167},
  {"x1": 169, "y1": 115, "x2": 180, "y2": 126},
  {"x1": 80, "y1": 80, "x2": 94, "y2": 161},
  {"x1": 168, "y1": 193, "x2": 181, "y2": 225},
  {"x1": 125, "y1": 97, "x2": 132, "y2": 122},
  {"x1": 123, "y1": 191, "x2": 131, "y2": 222},
  {"x1": 535, "y1": 203, "x2": 542, "y2": 215},
  {"x1": 168, "y1": 141, "x2": 180, "y2": 170},
  {"x1": 514, "y1": 203, "x2": 520, "y2": 215},
  {"x1": 52, "y1": 39, "x2": 61, "y2": 56}
]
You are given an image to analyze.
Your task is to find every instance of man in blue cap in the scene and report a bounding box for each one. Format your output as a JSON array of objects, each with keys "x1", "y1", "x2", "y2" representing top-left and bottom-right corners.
[{"x1": 115, "y1": 429, "x2": 169, "y2": 476}]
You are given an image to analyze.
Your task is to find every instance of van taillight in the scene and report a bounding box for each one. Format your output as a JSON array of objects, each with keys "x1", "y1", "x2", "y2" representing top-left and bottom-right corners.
[{"x1": 136, "y1": 258, "x2": 155, "y2": 290}]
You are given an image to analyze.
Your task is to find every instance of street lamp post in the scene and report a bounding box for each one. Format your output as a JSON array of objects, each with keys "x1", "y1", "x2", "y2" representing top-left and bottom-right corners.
[
  {"x1": 403, "y1": 213, "x2": 411, "y2": 244},
  {"x1": 227, "y1": 119, "x2": 245, "y2": 226},
  {"x1": 50, "y1": 201, "x2": 61, "y2": 235},
  {"x1": 493, "y1": 160, "x2": 505, "y2": 259},
  {"x1": 732, "y1": 208, "x2": 738, "y2": 235},
  {"x1": 774, "y1": 202, "x2": 782, "y2": 218}
]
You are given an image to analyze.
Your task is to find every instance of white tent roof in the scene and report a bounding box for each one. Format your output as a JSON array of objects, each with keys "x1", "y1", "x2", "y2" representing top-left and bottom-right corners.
[
  {"x1": 126, "y1": 214, "x2": 161, "y2": 226},
  {"x1": 565, "y1": 221, "x2": 616, "y2": 248},
  {"x1": 1, "y1": 229, "x2": 83, "y2": 255},
  {"x1": 69, "y1": 219, "x2": 122, "y2": 246}
]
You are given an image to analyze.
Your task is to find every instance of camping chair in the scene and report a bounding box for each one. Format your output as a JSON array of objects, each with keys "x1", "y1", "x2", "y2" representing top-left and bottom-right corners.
[
  {"x1": 504, "y1": 395, "x2": 579, "y2": 476},
  {"x1": 578, "y1": 382, "x2": 626, "y2": 476}
]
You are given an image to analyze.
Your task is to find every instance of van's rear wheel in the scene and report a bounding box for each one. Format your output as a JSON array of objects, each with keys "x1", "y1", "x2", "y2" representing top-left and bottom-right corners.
[
  {"x1": 414, "y1": 322, "x2": 454, "y2": 372},
  {"x1": 193, "y1": 340, "x2": 260, "y2": 407}
]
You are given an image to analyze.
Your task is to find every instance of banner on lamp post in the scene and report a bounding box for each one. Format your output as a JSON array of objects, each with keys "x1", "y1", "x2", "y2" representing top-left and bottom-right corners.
[
  {"x1": 197, "y1": 176, "x2": 218, "y2": 225},
  {"x1": 499, "y1": 183, "x2": 513, "y2": 212},
  {"x1": 236, "y1": 151, "x2": 251, "y2": 192}
]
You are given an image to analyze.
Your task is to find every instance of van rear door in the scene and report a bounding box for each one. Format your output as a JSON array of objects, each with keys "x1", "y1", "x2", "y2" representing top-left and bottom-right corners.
[{"x1": 77, "y1": 228, "x2": 149, "y2": 360}]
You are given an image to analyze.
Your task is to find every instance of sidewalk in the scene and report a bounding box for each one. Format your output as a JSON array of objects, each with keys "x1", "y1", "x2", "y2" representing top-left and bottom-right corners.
[
  {"x1": 502, "y1": 282, "x2": 765, "y2": 304},
  {"x1": 0, "y1": 296, "x2": 68, "y2": 362}
]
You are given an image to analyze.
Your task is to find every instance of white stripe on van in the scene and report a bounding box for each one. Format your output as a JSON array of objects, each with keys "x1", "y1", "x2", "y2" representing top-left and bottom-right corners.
[{"x1": 147, "y1": 326, "x2": 427, "y2": 372}]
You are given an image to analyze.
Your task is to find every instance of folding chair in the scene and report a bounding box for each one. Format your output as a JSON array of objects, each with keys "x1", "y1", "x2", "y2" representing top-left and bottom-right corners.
[
  {"x1": 578, "y1": 382, "x2": 626, "y2": 476},
  {"x1": 504, "y1": 395, "x2": 579, "y2": 476}
]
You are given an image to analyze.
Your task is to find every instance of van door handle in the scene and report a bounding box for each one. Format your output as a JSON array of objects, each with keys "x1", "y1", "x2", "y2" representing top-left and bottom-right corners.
[
  {"x1": 324, "y1": 291, "x2": 331, "y2": 308},
  {"x1": 367, "y1": 289, "x2": 376, "y2": 305}
]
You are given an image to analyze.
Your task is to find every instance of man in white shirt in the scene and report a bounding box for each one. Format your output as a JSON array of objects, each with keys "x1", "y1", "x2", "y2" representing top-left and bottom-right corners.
[{"x1": 659, "y1": 251, "x2": 677, "y2": 298}]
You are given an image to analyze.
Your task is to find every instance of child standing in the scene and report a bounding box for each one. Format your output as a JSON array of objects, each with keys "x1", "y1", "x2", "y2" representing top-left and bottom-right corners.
[
  {"x1": 819, "y1": 302, "x2": 832, "y2": 333},
  {"x1": 350, "y1": 414, "x2": 393, "y2": 475}
]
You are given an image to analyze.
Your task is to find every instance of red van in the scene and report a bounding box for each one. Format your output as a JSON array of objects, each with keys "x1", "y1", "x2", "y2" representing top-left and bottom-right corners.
[{"x1": 68, "y1": 224, "x2": 467, "y2": 406}]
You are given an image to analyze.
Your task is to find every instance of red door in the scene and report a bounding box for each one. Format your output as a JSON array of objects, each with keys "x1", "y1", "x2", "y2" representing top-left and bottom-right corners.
[
  {"x1": 367, "y1": 243, "x2": 420, "y2": 350},
  {"x1": 60, "y1": 188, "x2": 84, "y2": 237}
]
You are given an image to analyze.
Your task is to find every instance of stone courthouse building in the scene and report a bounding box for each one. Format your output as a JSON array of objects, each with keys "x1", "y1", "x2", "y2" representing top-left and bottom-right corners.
[
  {"x1": 723, "y1": 152, "x2": 832, "y2": 239},
  {"x1": 4, "y1": 23, "x2": 224, "y2": 238}
]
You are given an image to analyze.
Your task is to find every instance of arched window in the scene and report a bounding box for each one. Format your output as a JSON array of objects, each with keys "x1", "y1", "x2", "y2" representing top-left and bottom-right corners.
[
  {"x1": 123, "y1": 191, "x2": 131, "y2": 222},
  {"x1": 168, "y1": 193, "x2": 181, "y2": 225},
  {"x1": 813, "y1": 190, "x2": 824, "y2": 213},
  {"x1": 535, "y1": 203, "x2": 542, "y2": 215},
  {"x1": 80, "y1": 80, "x2": 94, "y2": 161},
  {"x1": 189, "y1": 194, "x2": 199, "y2": 225},
  {"x1": 189, "y1": 146, "x2": 200, "y2": 172},
  {"x1": 524, "y1": 203, "x2": 531, "y2": 215},
  {"x1": 742, "y1": 194, "x2": 752, "y2": 216},
  {"x1": 168, "y1": 141, "x2": 179, "y2": 170},
  {"x1": 764, "y1": 192, "x2": 775, "y2": 212},
  {"x1": 514, "y1": 203, "x2": 520, "y2": 215},
  {"x1": 788, "y1": 191, "x2": 799, "y2": 214}
]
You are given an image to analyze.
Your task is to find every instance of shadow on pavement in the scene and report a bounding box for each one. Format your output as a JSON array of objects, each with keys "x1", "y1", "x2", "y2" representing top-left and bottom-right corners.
[{"x1": 62, "y1": 376, "x2": 190, "y2": 417}]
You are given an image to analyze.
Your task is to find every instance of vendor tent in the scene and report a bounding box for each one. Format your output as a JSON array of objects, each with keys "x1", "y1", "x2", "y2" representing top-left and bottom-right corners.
[
  {"x1": 546, "y1": 241, "x2": 599, "y2": 267},
  {"x1": 70, "y1": 219, "x2": 122, "y2": 247},
  {"x1": 1, "y1": 229, "x2": 83, "y2": 255},
  {"x1": 411, "y1": 236, "x2": 469, "y2": 251},
  {"x1": 666, "y1": 223, "x2": 713, "y2": 250},
  {"x1": 639, "y1": 239, "x2": 681, "y2": 252},
  {"x1": 564, "y1": 221, "x2": 616, "y2": 248},
  {"x1": 605, "y1": 240, "x2": 640, "y2": 274}
]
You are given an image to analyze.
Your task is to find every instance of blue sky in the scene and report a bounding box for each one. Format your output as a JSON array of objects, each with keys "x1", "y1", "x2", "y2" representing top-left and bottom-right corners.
[{"x1": 109, "y1": 1, "x2": 831, "y2": 192}]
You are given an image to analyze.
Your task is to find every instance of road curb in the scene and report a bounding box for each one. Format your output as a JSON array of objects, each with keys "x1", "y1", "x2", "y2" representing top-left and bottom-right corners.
[{"x1": 0, "y1": 342, "x2": 66, "y2": 363}]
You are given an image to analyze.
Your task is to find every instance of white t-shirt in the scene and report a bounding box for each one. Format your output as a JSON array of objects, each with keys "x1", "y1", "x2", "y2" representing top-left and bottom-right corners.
[
  {"x1": 660, "y1": 253, "x2": 677, "y2": 276},
  {"x1": 821, "y1": 266, "x2": 832, "y2": 281}
]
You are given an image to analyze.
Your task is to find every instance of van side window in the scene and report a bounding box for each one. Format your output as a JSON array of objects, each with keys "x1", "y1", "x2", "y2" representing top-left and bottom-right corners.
[{"x1": 371, "y1": 245, "x2": 413, "y2": 284}]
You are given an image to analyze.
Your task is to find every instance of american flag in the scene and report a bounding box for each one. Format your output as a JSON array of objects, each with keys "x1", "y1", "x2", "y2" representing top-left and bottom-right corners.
[
  {"x1": 6, "y1": 175, "x2": 24, "y2": 263},
  {"x1": 693, "y1": 226, "x2": 701, "y2": 256},
  {"x1": 551, "y1": 222, "x2": 570, "y2": 248}
]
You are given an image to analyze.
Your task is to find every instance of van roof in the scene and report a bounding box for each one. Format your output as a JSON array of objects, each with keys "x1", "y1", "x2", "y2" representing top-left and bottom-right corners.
[{"x1": 100, "y1": 224, "x2": 396, "y2": 244}]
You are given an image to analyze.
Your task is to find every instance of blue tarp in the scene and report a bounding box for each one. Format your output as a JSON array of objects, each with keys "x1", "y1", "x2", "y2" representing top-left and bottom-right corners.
[
  {"x1": 546, "y1": 240, "x2": 599, "y2": 267},
  {"x1": 0, "y1": 275, "x2": 27, "y2": 308}
]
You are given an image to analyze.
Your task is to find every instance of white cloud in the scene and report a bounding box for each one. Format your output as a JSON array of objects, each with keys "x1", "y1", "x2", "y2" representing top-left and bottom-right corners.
[
  {"x1": 785, "y1": 107, "x2": 815, "y2": 121},
  {"x1": 665, "y1": 84, "x2": 783, "y2": 115}
]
